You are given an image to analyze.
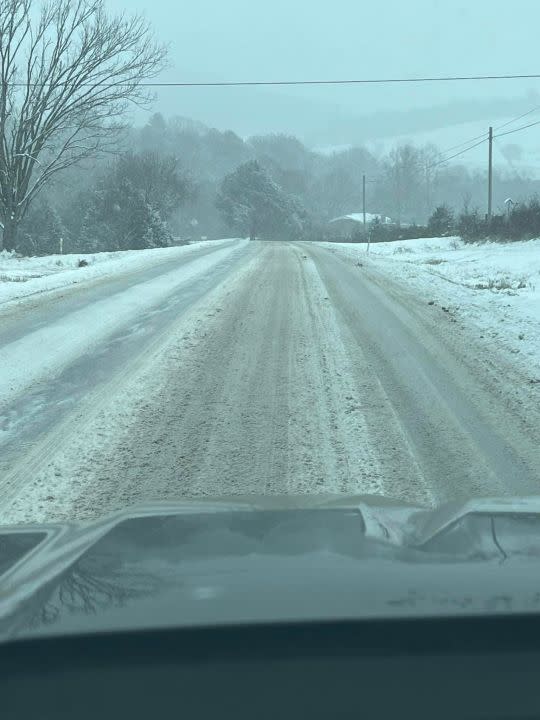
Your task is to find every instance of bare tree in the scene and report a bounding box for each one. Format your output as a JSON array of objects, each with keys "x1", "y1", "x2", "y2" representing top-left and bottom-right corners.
[
  {"x1": 383, "y1": 144, "x2": 423, "y2": 224},
  {"x1": 0, "y1": 0, "x2": 166, "y2": 250},
  {"x1": 420, "y1": 143, "x2": 443, "y2": 219}
]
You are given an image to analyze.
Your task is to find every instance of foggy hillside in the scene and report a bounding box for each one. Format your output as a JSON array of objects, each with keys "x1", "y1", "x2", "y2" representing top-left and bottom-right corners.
[
  {"x1": 7, "y1": 111, "x2": 539, "y2": 256},
  {"x1": 152, "y1": 85, "x2": 540, "y2": 148}
]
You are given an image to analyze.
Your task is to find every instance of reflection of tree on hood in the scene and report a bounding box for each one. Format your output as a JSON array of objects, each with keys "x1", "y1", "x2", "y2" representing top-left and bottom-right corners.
[{"x1": 29, "y1": 554, "x2": 160, "y2": 629}]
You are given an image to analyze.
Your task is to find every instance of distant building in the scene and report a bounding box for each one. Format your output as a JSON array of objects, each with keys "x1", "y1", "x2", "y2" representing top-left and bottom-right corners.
[
  {"x1": 328, "y1": 212, "x2": 394, "y2": 238},
  {"x1": 329, "y1": 212, "x2": 393, "y2": 227}
]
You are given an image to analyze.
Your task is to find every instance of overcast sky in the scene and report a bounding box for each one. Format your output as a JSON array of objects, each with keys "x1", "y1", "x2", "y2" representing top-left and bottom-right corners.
[{"x1": 109, "y1": 0, "x2": 540, "y2": 142}]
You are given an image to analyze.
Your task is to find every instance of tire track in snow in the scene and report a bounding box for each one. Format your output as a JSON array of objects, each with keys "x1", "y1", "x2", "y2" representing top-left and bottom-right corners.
[{"x1": 0, "y1": 241, "x2": 430, "y2": 524}]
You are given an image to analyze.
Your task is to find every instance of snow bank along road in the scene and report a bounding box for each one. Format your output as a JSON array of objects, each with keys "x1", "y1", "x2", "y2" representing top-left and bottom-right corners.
[{"x1": 1, "y1": 241, "x2": 539, "y2": 524}]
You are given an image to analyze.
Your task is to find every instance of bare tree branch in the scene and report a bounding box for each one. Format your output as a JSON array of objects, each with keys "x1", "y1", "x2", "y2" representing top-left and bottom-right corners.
[{"x1": 0, "y1": 0, "x2": 166, "y2": 249}]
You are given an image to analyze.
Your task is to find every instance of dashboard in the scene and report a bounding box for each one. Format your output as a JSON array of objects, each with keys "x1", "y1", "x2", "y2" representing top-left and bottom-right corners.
[{"x1": 2, "y1": 614, "x2": 540, "y2": 719}]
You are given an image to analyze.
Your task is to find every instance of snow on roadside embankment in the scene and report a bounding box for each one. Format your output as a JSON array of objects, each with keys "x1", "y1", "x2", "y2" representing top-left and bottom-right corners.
[
  {"x1": 0, "y1": 239, "x2": 248, "y2": 409},
  {"x1": 0, "y1": 239, "x2": 239, "y2": 308},
  {"x1": 320, "y1": 237, "x2": 540, "y2": 377}
]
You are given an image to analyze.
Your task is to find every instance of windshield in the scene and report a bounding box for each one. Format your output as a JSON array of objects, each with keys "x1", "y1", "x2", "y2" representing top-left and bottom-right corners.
[{"x1": 0, "y1": 0, "x2": 538, "y2": 533}]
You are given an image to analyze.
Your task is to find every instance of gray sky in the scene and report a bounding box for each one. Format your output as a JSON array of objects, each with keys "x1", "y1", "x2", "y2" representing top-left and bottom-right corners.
[{"x1": 109, "y1": 0, "x2": 540, "y2": 143}]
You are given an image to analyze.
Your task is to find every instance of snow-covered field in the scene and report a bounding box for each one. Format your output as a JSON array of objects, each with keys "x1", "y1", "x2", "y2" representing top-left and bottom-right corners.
[
  {"x1": 321, "y1": 237, "x2": 540, "y2": 377},
  {"x1": 0, "y1": 239, "x2": 239, "y2": 308}
]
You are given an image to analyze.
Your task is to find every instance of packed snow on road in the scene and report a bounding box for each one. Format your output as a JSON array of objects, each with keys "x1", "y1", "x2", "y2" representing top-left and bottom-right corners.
[{"x1": 0, "y1": 238, "x2": 538, "y2": 527}]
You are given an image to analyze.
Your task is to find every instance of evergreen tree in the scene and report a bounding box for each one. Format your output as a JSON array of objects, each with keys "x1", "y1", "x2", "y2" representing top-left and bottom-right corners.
[
  {"x1": 216, "y1": 161, "x2": 307, "y2": 240},
  {"x1": 76, "y1": 153, "x2": 191, "y2": 252},
  {"x1": 428, "y1": 205, "x2": 455, "y2": 236},
  {"x1": 19, "y1": 200, "x2": 65, "y2": 255}
]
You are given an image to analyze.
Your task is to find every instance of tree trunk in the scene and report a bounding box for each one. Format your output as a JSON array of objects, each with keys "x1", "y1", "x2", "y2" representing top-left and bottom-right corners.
[
  {"x1": 249, "y1": 218, "x2": 257, "y2": 241},
  {"x1": 1, "y1": 217, "x2": 19, "y2": 252}
]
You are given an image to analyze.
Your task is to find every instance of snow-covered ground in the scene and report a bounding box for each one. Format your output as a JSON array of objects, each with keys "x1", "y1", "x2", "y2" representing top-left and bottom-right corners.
[
  {"x1": 321, "y1": 237, "x2": 540, "y2": 376},
  {"x1": 0, "y1": 239, "x2": 239, "y2": 308},
  {"x1": 0, "y1": 239, "x2": 249, "y2": 410}
]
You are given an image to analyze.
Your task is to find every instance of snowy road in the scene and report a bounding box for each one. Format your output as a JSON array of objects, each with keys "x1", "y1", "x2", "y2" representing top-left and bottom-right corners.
[{"x1": 1, "y1": 241, "x2": 539, "y2": 524}]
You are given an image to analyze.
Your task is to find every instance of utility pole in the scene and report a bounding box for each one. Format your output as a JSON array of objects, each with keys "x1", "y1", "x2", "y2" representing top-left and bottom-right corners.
[
  {"x1": 488, "y1": 126, "x2": 493, "y2": 220},
  {"x1": 363, "y1": 173, "x2": 367, "y2": 240}
]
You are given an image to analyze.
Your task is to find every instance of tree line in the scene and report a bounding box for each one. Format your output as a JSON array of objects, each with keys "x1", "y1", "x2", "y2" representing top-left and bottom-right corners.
[
  {"x1": 10, "y1": 110, "x2": 540, "y2": 255},
  {"x1": 426, "y1": 199, "x2": 540, "y2": 243}
]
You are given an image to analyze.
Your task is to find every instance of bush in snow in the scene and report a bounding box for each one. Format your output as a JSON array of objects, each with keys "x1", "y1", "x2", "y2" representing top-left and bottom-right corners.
[
  {"x1": 75, "y1": 152, "x2": 192, "y2": 252},
  {"x1": 80, "y1": 184, "x2": 172, "y2": 252},
  {"x1": 458, "y1": 208, "x2": 488, "y2": 242},
  {"x1": 459, "y1": 198, "x2": 540, "y2": 243},
  {"x1": 507, "y1": 197, "x2": 540, "y2": 240},
  {"x1": 428, "y1": 205, "x2": 455, "y2": 236},
  {"x1": 17, "y1": 201, "x2": 65, "y2": 256}
]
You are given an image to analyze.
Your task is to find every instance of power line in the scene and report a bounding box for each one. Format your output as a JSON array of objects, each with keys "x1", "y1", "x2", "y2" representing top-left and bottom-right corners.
[
  {"x1": 430, "y1": 116, "x2": 540, "y2": 172},
  {"x1": 432, "y1": 105, "x2": 540, "y2": 157},
  {"x1": 425, "y1": 106, "x2": 540, "y2": 169},
  {"x1": 439, "y1": 130, "x2": 489, "y2": 155},
  {"x1": 7, "y1": 71, "x2": 537, "y2": 172},
  {"x1": 494, "y1": 118, "x2": 540, "y2": 138},
  {"x1": 429, "y1": 137, "x2": 489, "y2": 169},
  {"x1": 492, "y1": 136, "x2": 517, "y2": 172},
  {"x1": 494, "y1": 105, "x2": 540, "y2": 132},
  {"x1": 494, "y1": 137, "x2": 540, "y2": 170},
  {"x1": 431, "y1": 115, "x2": 540, "y2": 212},
  {"x1": 8, "y1": 71, "x2": 540, "y2": 88}
]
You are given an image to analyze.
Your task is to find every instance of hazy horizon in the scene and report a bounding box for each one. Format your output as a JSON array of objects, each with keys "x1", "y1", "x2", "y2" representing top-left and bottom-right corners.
[{"x1": 108, "y1": 0, "x2": 540, "y2": 149}]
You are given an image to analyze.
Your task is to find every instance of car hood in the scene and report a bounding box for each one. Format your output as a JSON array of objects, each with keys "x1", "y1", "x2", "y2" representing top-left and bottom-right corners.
[{"x1": 2, "y1": 494, "x2": 540, "y2": 642}]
